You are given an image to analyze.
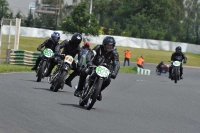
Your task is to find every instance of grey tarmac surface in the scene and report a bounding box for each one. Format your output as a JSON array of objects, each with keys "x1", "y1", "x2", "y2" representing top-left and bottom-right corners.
[{"x1": 0, "y1": 64, "x2": 200, "y2": 133}]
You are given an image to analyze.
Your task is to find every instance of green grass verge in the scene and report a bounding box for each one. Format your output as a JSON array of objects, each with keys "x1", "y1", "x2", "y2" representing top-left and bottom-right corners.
[
  {"x1": 1, "y1": 36, "x2": 199, "y2": 67},
  {"x1": 0, "y1": 63, "x2": 32, "y2": 73},
  {"x1": 119, "y1": 66, "x2": 137, "y2": 74},
  {"x1": 0, "y1": 63, "x2": 137, "y2": 74}
]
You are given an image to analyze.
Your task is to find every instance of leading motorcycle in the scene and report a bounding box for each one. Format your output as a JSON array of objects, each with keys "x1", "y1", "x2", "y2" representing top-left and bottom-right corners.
[
  {"x1": 79, "y1": 62, "x2": 110, "y2": 110},
  {"x1": 170, "y1": 61, "x2": 181, "y2": 83}
]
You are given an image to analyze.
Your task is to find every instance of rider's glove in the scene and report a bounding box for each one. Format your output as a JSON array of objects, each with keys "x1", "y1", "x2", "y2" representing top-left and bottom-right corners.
[
  {"x1": 183, "y1": 60, "x2": 186, "y2": 64},
  {"x1": 111, "y1": 71, "x2": 116, "y2": 79},
  {"x1": 87, "y1": 62, "x2": 93, "y2": 67},
  {"x1": 75, "y1": 62, "x2": 81, "y2": 72},
  {"x1": 54, "y1": 52, "x2": 60, "y2": 56}
]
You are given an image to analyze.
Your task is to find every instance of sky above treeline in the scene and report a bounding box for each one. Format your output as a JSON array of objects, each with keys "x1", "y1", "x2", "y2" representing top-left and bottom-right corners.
[{"x1": 6, "y1": 0, "x2": 73, "y2": 16}]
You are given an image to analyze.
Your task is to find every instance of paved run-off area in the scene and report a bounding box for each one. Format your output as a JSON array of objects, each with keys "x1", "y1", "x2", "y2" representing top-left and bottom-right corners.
[{"x1": 0, "y1": 64, "x2": 200, "y2": 133}]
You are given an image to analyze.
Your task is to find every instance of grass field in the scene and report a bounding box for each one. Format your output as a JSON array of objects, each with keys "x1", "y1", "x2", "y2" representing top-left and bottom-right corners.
[
  {"x1": 0, "y1": 63, "x2": 137, "y2": 74},
  {"x1": 0, "y1": 63, "x2": 32, "y2": 73},
  {"x1": 1, "y1": 35, "x2": 200, "y2": 67}
]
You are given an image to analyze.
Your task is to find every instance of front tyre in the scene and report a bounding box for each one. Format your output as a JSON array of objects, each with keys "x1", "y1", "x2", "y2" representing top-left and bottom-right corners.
[
  {"x1": 174, "y1": 67, "x2": 178, "y2": 83},
  {"x1": 37, "y1": 61, "x2": 46, "y2": 82},
  {"x1": 86, "y1": 78, "x2": 103, "y2": 110},
  {"x1": 53, "y1": 71, "x2": 68, "y2": 92},
  {"x1": 156, "y1": 68, "x2": 161, "y2": 75}
]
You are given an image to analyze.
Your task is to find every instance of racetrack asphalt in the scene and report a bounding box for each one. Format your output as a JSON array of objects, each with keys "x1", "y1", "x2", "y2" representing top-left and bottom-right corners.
[{"x1": 0, "y1": 64, "x2": 200, "y2": 133}]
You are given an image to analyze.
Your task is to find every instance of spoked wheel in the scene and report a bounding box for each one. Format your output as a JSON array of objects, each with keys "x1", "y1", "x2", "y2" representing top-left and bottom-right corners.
[
  {"x1": 79, "y1": 82, "x2": 90, "y2": 107},
  {"x1": 156, "y1": 68, "x2": 161, "y2": 75},
  {"x1": 52, "y1": 71, "x2": 67, "y2": 92},
  {"x1": 37, "y1": 61, "x2": 46, "y2": 82},
  {"x1": 86, "y1": 79, "x2": 103, "y2": 110},
  {"x1": 174, "y1": 67, "x2": 178, "y2": 83}
]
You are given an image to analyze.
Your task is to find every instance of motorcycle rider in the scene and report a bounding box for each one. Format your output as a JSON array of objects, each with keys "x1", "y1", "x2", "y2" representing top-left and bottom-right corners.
[
  {"x1": 31, "y1": 32, "x2": 60, "y2": 70},
  {"x1": 169, "y1": 46, "x2": 187, "y2": 79},
  {"x1": 156, "y1": 61, "x2": 164, "y2": 72},
  {"x1": 44, "y1": 33, "x2": 83, "y2": 82},
  {"x1": 65, "y1": 41, "x2": 92, "y2": 87},
  {"x1": 74, "y1": 36, "x2": 120, "y2": 101}
]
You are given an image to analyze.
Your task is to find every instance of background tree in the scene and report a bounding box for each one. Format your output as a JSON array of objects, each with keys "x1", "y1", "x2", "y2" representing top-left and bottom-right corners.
[
  {"x1": 24, "y1": 9, "x2": 34, "y2": 27},
  {"x1": 61, "y1": 1, "x2": 99, "y2": 35},
  {"x1": 0, "y1": 0, "x2": 12, "y2": 20},
  {"x1": 15, "y1": 10, "x2": 26, "y2": 26}
]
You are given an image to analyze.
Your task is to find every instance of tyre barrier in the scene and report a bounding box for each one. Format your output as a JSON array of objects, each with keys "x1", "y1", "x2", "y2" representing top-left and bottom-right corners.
[
  {"x1": 9, "y1": 50, "x2": 40, "y2": 66},
  {"x1": 137, "y1": 67, "x2": 151, "y2": 75}
]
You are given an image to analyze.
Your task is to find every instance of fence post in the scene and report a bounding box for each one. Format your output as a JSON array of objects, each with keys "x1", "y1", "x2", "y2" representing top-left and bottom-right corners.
[{"x1": 6, "y1": 49, "x2": 11, "y2": 63}]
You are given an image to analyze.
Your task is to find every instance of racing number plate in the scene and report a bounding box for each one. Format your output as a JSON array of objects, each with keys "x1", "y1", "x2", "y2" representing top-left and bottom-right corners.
[
  {"x1": 43, "y1": 48, "x2": 54, "y2": 58},
  {"x1": 64, "y1": 55, "x2": 74, "y2": 65},
  {"x1": 95, "y1": 66, "x2": 110, "y2": 77}
]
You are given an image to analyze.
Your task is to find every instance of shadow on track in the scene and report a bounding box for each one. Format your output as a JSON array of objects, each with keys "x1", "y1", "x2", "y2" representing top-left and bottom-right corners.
[
  {"x1": 58, "y1": 103, "x2": 96, "y2": 110},
  {"x1": 19, "y1": 79, "x2": 48, "y2": 83},
  {"x1": 33, "y1": 87, "x2": 52, "y2": 91},
  {"x1": 33, "y1": 87, "x2": 72, "y2": 94}
]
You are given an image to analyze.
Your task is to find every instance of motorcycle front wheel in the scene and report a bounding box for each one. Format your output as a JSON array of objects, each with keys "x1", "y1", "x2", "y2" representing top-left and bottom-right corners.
[
  {"x1": 86, "y1": 78, "x2": 103, "y2": 110},
  {"x1": 156, "y1": 68, "x2": 161, "y2": 75},
  {"x1": 37, "y1": 61, "x2": 46, "y2": 82},
  {"x1": 52, "y1": 71, "x2": 68, "y2": 92},
  {"x1": 174, "y1": 67, "x2": 178, "y2": 83}
]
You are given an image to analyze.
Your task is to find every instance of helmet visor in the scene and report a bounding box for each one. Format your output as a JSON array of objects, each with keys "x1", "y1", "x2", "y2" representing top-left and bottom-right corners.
[
  {"x1": 105, "y1": 44, "x2": 114, "y2": 51},
  {"x1": 176, "y1": 49, "x2": 181, "y2": 53},
  {"x1": 53, "y1": 36, "x2": 59, "y2": 42}
]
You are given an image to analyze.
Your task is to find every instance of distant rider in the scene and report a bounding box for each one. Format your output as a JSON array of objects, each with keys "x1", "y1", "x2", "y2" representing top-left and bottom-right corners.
[
  {"x1": 74, "y1": 36, "x2": 120, "y2": 101},
  {"x1": 169, "y1": 46, "x2": 187, "y2": 79},
  {"x1": 156, "y1": 61, "x2": 165, "y2": 72},
  {"x1": 31, "y1": 32, "x2": 60, "y2": 70}
]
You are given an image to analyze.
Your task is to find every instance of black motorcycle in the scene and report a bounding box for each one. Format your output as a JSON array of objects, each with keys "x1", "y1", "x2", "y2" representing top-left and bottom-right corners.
[
  {"x1": 79, "y1": 63, "x2": 110, "y2": 110},
  {"x1": 48, "y1": 54, "x2": 74, "y2": 92},
  {"x1": 170, "y1": 61, "x2": 181, "y2": 83},
  {"x1": 156, "y1": 65, "x2": 169, "y2": 75},
  {"x1": 36, "y1": 48, "x2": 54, "y2": 82}
]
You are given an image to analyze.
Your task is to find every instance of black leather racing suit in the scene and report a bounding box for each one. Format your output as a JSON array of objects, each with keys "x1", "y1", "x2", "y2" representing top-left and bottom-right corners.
[
  {"x1": 65, "y1": 46, "x2": 92, "y2": 83},
  {"x1": 76, "y1": 45, "x2": 120, "y2": 92},
  {"x1": 34, "y1": 38, "x2": 59, "y2": 68},
  {"x1": 169, "y1": 52, "x2": 187, "y2": 77},
  {"x1": 45, "y1": 39, "x2": 82, "y2": 77}
]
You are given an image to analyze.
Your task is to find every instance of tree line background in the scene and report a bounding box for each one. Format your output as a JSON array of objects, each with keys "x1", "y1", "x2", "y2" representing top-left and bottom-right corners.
[{"x1": 0, "y1": 0, "x2": 200, "y2": 45}]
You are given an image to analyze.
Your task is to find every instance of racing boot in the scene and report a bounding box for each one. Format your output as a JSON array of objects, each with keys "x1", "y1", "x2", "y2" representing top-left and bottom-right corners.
[
  {"x1": 180, "y1": 73, "x2": 183, "y2": 79},
  {"x1": 168, "y1": 73, "x2": 171, "y2": 79},
  {"x1": 31, "y1": 58, "x2": 40, "y2": 70},
  {"x1": 97, "y1": 92, "x2": 102, "y2": 101},
  {"x1": 65, "y1": 78, "x2": 72, "y2": 87},
  {"x1": 31, "y1": 65, "x2": 37, "y2": 70},
  {"x1": 65, "y1": 72, "x2": 78, "y2": 87},
  {"x1": 74, "y1": 89, "x2": 82, "y2": 97}
]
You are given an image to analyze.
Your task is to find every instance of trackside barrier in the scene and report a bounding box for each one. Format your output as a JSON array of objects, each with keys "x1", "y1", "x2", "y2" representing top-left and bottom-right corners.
[
  {"x1": 8, "y1": 49, "x2": 40, "y2": 66},
  {"x1": 137, "y1": 67, "x2": 151, "y2": 75}
]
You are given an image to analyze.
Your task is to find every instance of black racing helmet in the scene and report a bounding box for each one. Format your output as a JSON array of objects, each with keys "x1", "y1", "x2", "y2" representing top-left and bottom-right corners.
[
  {"x1": 175, "y1": 46, "x2": 182, "y2": 54},
  {"x1": 102, "y1": 36, "x2": 116, "y2": 52},
  {"x1": 71, "y1": 33, "x2": 82, "y2": 46}
]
